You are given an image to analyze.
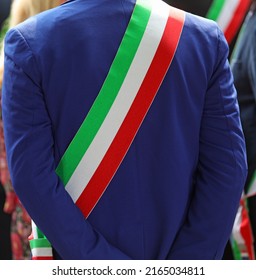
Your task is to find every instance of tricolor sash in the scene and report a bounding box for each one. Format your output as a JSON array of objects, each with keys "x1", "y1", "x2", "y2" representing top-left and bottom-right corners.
[
  {"x1": 29, "y1": 221, "x2": 53, "y2": 260},
  {"x1": 231, "y1": 198, "x2": 255, "y2": 260},
  {"x1": 206, "y1": 0, "x2": 251, "y2": 44},
  {"x1": 30, "y1": 0, "x2": 185, "y2": 260}
]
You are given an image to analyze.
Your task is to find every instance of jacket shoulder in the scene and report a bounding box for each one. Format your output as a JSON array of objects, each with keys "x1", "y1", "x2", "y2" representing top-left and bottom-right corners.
[
  {"x1": 183, "y1": 11, "x2": 223, "y2": 45},
  {"x1": 177, "y1": 11, "x2": 229, "y2": 76}
]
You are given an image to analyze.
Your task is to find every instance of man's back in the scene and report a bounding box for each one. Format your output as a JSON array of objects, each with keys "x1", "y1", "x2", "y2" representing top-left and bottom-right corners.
[{"x1": 2, "y1": 0, "x2": 247, "y2": 259}]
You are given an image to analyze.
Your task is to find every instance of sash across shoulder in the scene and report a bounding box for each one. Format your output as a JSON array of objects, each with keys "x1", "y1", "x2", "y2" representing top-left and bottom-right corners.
[{"x1": 30, "y1": 0, "x2": 185, "y2": 260}]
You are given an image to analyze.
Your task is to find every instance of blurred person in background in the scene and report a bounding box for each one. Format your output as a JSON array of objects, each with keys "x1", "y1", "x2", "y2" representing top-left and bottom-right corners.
[
  {"x1": 229, "y1": 0, "x2": 256, "y2": 259},
  {"x1": 165, "y1": 0, "x2": 254, "y2": 260},
  {"x1": 0, "y1": 0, "x2": 63, "y2": 260},
  {"x1": 165, "y1": 0, "x2": 252, "y2": 55}
]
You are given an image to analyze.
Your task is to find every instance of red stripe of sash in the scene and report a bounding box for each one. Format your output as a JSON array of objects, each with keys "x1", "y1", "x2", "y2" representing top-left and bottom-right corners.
[
  {"x1": 224, "y1": 0, "x2": 251, "y2": 43},
  {"x1": 32, "y1": 256, "x2": 53, "y2": 260}
]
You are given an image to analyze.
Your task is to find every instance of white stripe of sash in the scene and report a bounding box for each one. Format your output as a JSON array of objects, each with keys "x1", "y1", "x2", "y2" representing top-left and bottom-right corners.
[
  {"x1": 31, "y1": 220, "x2": 39, "y2": 239},
  {"x1": 65, "y1": 0, "x2": 170, "y2": 202},
  {"x1": 31, "y1": 247, "x2": 53, "y2": 257},
  {"x1": 232, "y1": 203, "x2": 245, "y2": 247}
]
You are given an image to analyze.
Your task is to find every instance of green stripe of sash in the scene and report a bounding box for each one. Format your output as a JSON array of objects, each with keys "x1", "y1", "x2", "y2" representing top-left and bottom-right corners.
[
  {"x1": 30, "y1": 238, "x2": 52, "y2": 249},
  {"x1": 206, "y1": 0, "x2": 226, "y2": 20},
  {"x1": 56, "y1": 0, "x2": 151, "y2": 186},
  {"x1": 35, "y1": 226, "x2": 45, "y2": 239}
]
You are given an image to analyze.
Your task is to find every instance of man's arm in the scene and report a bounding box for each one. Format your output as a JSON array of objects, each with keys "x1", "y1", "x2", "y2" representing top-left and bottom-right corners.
[
  {"x1": 2, "y1": 28, "x2": 130, "y2": 260},
  {"x1": 167, "y1": 27, "x2": 247, "y2": 259}
]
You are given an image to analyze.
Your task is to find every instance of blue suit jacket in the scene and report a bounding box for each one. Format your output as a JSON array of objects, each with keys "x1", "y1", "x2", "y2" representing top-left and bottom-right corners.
[{"x1": 2, "y1": 0, "x2": 247, "y2": 259}]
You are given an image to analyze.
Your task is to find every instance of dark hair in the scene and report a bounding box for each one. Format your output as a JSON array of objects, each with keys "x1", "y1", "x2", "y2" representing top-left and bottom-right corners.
[{"x1": 0, "y1": 0, "x2": 11, "y2": 30}]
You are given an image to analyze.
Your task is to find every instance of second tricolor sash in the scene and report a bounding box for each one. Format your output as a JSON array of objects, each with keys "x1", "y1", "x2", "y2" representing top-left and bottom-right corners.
[
  {"x1": 206, "y1": 0, "x2": 251, "y2": 44},
  {"x1": 30, "y1": 0, "x2": 185, "y2": 259}
]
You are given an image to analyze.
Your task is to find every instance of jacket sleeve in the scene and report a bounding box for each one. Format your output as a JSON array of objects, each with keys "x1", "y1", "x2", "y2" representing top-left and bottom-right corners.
[
  {"x1": 168, "y1": 27, "x2": 248, "y2": 259},
  {"x1": 2, "y1": 28, "x2": 130, "y2": 260}
]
